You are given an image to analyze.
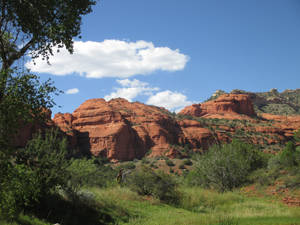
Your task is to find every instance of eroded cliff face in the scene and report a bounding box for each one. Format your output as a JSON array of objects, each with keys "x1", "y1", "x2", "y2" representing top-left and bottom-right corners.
[
  {"x1": 53, "y1": 94, "x2": 300, "y2": 161},
  {"x1": 179, "y1": 94, "x2": 256, "y2": 119},
  {"x1": 54, "y1": 98, "x2": 186, "y2": 161}
]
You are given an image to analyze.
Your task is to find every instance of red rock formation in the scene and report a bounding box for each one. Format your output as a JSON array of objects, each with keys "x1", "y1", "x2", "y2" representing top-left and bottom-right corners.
[
  {"x1": 53, "y1": 95, "x2": 300, "y2": 161},
  {"x1": 179, "y1": 94, "x2": 256, "y2": 119},
  {"x1": 14, "y1": 109, "x2": 53, "y2": 147},
  {"x1": 53, "y1": 98, "x2": 185, "y2": 161}
]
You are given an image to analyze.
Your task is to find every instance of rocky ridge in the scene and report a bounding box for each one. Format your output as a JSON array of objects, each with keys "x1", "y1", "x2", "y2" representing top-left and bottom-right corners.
[
  {"x1": 53, "y1": 93, "x2": 300, "y2": 161},
  {"x1": 206, "y1": 88, "x2": 300, "y2": 115}
]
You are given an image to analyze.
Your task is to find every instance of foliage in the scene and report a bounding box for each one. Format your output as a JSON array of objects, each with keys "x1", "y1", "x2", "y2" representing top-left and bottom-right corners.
[
  {"x1": 294, "y1": 129, "x2": 300, "y2": 142},
  {"x1": 124, "y1": 166, "x2": 180, "y2": 205},
  {"x1": 0, "y1": 129, "x2": 69, "y2": 220},
  {"x1": 0, "y1": 0, "x2": 99, "y2": 222},
  {"x1": 268, "y1": 141, "x2": 300, "y2": 170},
  {"x1": 0, "y1": 69, "x2": 62, "y2": 221},
  {"x1": 183, "y1": 159, "x2": 193, "y2": 166},
  {"x1": 90, "y1": 186, "x2": 300, "y2": 225},
  {"x1": 35, "y1": 191, "x2": 116, "y2": 225},
  {"x1": 16, "y1": 129, "x2": 70, "y2": 195},
  {"x1": 0, "y1": 0, "x2": 96, "y2": 71},
  {"x1": 0, "y1": 70, "x2": 59, "y2": 148},
  {"x1": 118, "y1": 161, "x2": 136, "y2": 170},
  {"x1": 190, "y1": 140, "x2": 266, "y2": 192},
  {"x1": 165, "y1": 158, "x2": 175, "y2": 167},
  {"x1": 179, "y1": 164, "x2": 185, "y2": 169},
  {"x1": 141, "y1": 157, "x2": 150, "y2": 164},
  {"x1": 279, "y1": 141, "x2": 299, "y2": 167},
  {"x1": 205, "y1": 89, "x2": 300, "y2": 115},
  {"x1": 0, "y1": 164, "x2": 40, "y2": 220},
  {"x1": 67, "y1": 158, "x2": 117, "y2": 190}
]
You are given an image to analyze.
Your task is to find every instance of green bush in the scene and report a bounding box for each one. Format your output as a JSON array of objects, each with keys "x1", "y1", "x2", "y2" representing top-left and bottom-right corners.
[
  {"x1": 179, "y1": 164, "x2": 185, "y2": 169},
  {"x1": 124, "y1": 166, "x2": 180, "y2": 205},
  {"x1": 279, "y1": 141, "x2": 300, "y2": 167},
  {"x1": 183, "y1": 159, "x2": 193, "y2": 166},
  {"x1": 190, "y1": 140, "x2": 265, "y2": 192},
  {"x1": 0, "y1": 129, "x2": 69, "y2": 220},
  {"x1": 268, "y1": 141, "x2": 300, "y2": 170},
  {"x1": 141, "y1": 157, "x2": 150, "y2": 164},
  {"x1": 16, "y1": 129, "x2": 70, "y2": 195},
  {"x1": 165, "y1": 159, "x2": 175, "y2": 167},
  {"x1": 0, "y1": 164, "x2": 40, "y2": 220},
  {"x1": 67, "y1": 158, "x2": 116, "y2": 190}
]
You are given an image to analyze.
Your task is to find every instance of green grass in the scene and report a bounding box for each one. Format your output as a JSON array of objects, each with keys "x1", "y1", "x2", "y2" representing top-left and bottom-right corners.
[
  {"x1": 0, "y1": 214, "x2": 51, "y2": 225},
  {"x1": 87, "y1": 186, "x2": 300, "y2": 225},
  {"x1": 3, "y1": 185, "x2": 300, "y2": 225}
]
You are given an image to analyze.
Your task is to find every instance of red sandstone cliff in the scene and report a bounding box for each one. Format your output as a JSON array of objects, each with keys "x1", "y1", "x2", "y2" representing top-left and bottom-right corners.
[
  {"x1": 179, "y1": 94, "x2": 256, "y2": 119},
  {"x1": 53, "y1": 94, "x2": 300, "y2": 161},
  {"x1": 54, "y1": 98, "x2": 186, "y2": 161}
]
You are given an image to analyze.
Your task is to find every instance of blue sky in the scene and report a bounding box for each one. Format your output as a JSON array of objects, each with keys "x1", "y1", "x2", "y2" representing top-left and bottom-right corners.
[{"x1": 26, "y1": 0, "x2": 300, "y2": 115}]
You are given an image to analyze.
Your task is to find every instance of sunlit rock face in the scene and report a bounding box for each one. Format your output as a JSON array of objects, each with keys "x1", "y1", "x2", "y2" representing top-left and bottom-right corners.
[{"x1": 53, "y1": 95, "x2": 300, "y2": 161}]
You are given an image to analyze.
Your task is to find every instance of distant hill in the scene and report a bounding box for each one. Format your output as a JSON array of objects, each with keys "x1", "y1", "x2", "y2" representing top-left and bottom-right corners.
[{"x1": 206, "y1": 88, "x2": 300, "y2": 115}]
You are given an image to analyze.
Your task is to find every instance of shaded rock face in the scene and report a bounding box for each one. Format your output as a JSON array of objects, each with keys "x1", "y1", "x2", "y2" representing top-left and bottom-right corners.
[
  {"x1": 179, "y1": 94, "x2": 256, "y2": 119},
  {"x1": 14, "y1": 109, "x2": 53, "y2": 147},
  {"x1": 54, "y1": 98, "x2": 191, "y2": 161},
  {"x1": 53, "y1": 95, "x2": 300, "y2": 161}
]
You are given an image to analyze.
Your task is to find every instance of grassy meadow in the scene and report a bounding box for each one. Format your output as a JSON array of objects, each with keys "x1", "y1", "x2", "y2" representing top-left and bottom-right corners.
[
  {"x1": 1, "y1": 136, "x2": 300, "y2": 225},
  {"x1": 2, "y1": 185, "x2": 299, "y2": 225}
]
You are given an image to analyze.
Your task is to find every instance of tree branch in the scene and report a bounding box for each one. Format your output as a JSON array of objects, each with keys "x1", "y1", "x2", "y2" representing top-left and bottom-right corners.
[{"x1": 6, "y1": 37, "x2": 35, "y2": 68}]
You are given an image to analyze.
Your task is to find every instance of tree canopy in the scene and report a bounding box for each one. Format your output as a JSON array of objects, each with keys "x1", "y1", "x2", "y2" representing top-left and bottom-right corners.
[
  {"x1": 0, "y1": 1, "x2": 98, "y2": 220},
  {"x1": 0, "y1": 0, "x2": 96, "y2": 71}
]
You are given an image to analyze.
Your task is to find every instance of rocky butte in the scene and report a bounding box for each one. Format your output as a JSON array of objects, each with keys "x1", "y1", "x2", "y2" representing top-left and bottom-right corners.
[{"x1": 53, "y1": 94, "x2": 300, "y2": 161}]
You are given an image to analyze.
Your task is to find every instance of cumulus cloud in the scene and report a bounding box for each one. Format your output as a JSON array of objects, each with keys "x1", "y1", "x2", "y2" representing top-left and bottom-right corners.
[
  {"x1": 26, "y1": 40, "x2": 189, "y2": 78},
  {"x1": 105, "y1": 79, "x2": 192, "y2": 111},
  {"x1": 104, "y1": 79, "x2": 159, "y2": 101},
  {"x1": 65, "y1": 88, "x2": 79, "y2": 95},
  {"x1": 146, "y1": 90, "x2": 192, "y2": 112}
]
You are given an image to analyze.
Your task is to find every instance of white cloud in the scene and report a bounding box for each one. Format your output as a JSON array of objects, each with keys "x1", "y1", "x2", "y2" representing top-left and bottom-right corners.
[
  {"x1": 26, "y1": 40, "x2": 189, "y2": 78},
  {"x1": 104, "y1": 79, "x2": 159, "y2": 101},
  {"x1": 146, "y1": 90, "x2": 192, "y2": 112},
  {"x1": 65, "y1": 88, "x2": 79, "y2": 95}
]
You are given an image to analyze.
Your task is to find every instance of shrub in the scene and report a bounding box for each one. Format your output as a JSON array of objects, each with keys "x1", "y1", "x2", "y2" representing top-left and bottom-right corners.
[
  {"x1": 119, "y1": 162, "x2": 136, "y2": 170},
  {"x1": 141, "y1": 157, "x2": 150, "y2": 164},
  {"x1": 150, "y1": 162, "x2": 158, "y2": 169},
  {"x1": 279, "y1": 141, "x2": 299, "y2": 167},
  {"x1": 183, "y1": 159, "x2": 193, "y2": 166},
  {"x1": 67, "y1": 158, "x2": 116, "y2": 190},
  {"x1": 16, "y1": 129, "x2": 70, "y2": 195},
  {"x1": 0, "y1": 164, "x2": 40, "y2": 220},
  {"x1": 268, "y1": 141, "x2": 300, "y2": 170},
  {"x1": 190, "y1": 140, "x2": 265, "y2": 192},
  {"x1": 0, "y1": 129, "x2": 69, "y2": 220},
  {"x1": 165, "y1": 159, "x2": 175, "y2": 167},
  {"x1": 124, "y1": 166, "x2": 180, "y2": 205},
  {"x1": 179, "y1": 164, "x2": 185, "y2": 169}
]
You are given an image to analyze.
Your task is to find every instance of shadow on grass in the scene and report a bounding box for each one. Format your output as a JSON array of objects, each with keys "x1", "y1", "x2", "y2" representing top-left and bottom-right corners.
[{"x1": 26, "y1": 193, "x2": 122, "y2": 225}]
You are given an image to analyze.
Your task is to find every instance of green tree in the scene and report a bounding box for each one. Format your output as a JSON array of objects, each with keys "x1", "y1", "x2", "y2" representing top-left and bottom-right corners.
[
  {"x1": 16, "y1": 130, "x2": 70, "y2": 195},
  {"x1": 190, "y1": 140, "x2": 265, "y2": 192},
  {"x1": 0, "y1": 0, "x2": 96, "y2": 70},
  {"x1": 0, "y1": 0, "x2": 96, "y2": 100},
  {"x1": 0, "y1": 70, "x2": 59, "y2": 149},
  {"x1": 0, "y1": 129, "x2": 69, "y2": 220},
  {"x1": 0, "y1": 0, "x2": 98, "y2": 221},
  {"x1": 279, "y1": 141, "x2": 299, "y2": 168},
  {"x1": 125, "y1": 166, "x2": 180, "y2": 205}
]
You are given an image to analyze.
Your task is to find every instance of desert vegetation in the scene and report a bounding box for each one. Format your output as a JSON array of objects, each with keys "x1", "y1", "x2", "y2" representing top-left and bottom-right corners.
[
  {"x1": 1, "y1": 133, "x2": 300, "y2": 224},
  {"x1": 1, "y1": 1, "x2": 300, "y2": 224}
]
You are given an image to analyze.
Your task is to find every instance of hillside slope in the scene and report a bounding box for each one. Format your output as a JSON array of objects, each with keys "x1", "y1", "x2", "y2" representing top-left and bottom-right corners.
[
  {"x1": 53, "y1": 93, "x2": 300, "y2": 161},
  {"x1": 206, "y1": 89, "x2": 300, "y2": 115}
]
